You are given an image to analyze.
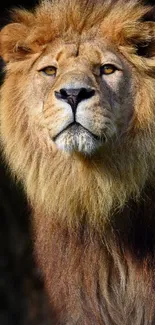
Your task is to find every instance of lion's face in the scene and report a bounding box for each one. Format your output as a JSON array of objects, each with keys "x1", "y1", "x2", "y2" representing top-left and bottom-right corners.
[
  {"x1": 1, "y1": 0, "x2": 155, "y2": 224},
  {"x1": 26, "y1": 39, "x2": 134, "y2": 155}
]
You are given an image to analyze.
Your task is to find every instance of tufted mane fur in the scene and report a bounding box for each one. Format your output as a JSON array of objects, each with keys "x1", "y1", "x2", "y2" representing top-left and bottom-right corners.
[{"x1": 1, "y1": 0, "x2": 155, "y2": 61}]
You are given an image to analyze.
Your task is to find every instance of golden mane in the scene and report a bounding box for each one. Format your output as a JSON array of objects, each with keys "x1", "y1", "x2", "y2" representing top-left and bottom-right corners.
[
  {"x1": 1, "y1": 0, "x2": 155, "y2": 324},
  {"x1": 1, "y1": 0, "x2": 155, "y2": 63},
  {"x1": 1, "y1": 0, "x2": 155, "y2": 228}
]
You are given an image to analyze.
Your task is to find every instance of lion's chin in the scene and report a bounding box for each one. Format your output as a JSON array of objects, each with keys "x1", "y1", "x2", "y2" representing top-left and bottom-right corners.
[{"x1": 54, "y1": 124, "x2": 102, "y2": 155}]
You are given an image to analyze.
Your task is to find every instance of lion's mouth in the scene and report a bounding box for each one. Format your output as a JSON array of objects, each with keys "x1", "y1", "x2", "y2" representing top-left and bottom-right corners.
[
  {"x1": 53, "y1": 122, "x2": 100, "y2": 142},
  {"x1": 52, "y1": 122, "x2": 105, "y2": 155}
]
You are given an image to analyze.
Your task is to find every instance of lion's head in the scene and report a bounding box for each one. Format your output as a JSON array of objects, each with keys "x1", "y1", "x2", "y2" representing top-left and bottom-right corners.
[{"x1": 1, "y1": 0, "x2": 155, "y2": 227}]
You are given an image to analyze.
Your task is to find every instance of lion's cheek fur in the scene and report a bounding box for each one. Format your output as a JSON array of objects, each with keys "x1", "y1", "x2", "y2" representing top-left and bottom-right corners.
[{"x1": 2, "y1": 101, "x2": 155, "y2": 228}]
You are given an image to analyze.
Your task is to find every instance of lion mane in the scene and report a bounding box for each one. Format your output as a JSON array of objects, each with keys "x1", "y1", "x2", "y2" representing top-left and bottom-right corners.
[{"x1": 1, "y1": 0, "x2": 155, "y2": 324}]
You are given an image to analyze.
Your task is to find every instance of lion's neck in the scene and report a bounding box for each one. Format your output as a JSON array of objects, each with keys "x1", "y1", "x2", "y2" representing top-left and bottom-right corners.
[
  {"x1": 34, "y1": 186, "x2": 155, "y2": 325},
  {"x1": 27, "y1": 145, "x2": 154, "y2": 229}
]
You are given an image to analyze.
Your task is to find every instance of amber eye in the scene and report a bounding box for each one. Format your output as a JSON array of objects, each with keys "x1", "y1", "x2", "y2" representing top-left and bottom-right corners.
[
  {"x1": 41, "y1": 66, "x2": 57, "y2": 76},
  {"x1": 100, "y1": 64, "x2": 116, "y2": 75}
]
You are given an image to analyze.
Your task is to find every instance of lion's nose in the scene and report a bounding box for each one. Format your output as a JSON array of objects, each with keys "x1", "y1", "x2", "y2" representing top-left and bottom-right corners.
[{"x1": 55, "y1": 88, "x2": 95, "y2": 112}]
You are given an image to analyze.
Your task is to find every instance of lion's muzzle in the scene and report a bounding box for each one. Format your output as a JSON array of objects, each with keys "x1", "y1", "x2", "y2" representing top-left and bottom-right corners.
[
  {"x1": 53, "y1": 86, "x2": 104, "y2": 154},
  {"x1": 55, "y1": 87, "x2": 95, "y2": 113}
]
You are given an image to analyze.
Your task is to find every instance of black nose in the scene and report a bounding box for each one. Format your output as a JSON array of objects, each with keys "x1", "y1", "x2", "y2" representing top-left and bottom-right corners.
[{"x1": 55, "y1": 87, "x2": 95, "y2": 112}]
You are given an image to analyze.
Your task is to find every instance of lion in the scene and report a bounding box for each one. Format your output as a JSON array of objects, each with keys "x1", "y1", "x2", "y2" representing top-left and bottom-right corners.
[{"x1": 1, "y1": 0, "x2": 155, "y2": 323}]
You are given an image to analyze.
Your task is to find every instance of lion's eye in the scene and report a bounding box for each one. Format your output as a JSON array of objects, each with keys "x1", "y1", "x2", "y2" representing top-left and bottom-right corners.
[
  {"x1": 41, "y1": 66, "x2": 57, "y2": 76},
  {"x1": 100, "y1": 64, "x2": 116, "y2": 75}
]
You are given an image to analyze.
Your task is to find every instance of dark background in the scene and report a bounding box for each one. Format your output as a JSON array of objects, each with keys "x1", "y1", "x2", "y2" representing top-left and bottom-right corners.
[
  {"x1": 0, "y1": 1, "x2": 37, "y2": 26},
  {"x1": 0, "y1": 0, "x2": 154, "y2": 325}
]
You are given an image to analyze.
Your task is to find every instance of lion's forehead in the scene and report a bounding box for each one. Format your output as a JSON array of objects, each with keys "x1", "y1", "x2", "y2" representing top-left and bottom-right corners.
[{"x1": 36, "y1": 39, "x2": 124, "y2": 72}]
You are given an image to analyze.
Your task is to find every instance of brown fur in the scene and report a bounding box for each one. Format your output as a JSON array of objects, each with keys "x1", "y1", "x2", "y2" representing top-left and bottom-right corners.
[{"x1": 1, "y1": 0, "x2": 155, "y2": 324}]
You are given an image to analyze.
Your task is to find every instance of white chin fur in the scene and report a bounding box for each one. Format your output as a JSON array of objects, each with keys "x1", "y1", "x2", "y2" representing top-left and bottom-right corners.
[{"x1": 54, "y1": 128, "x2": 102, "y2": 155}]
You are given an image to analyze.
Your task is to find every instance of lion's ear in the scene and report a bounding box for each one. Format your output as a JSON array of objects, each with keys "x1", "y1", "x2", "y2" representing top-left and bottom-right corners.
[
  {"x1": 125, "y1": 5, "x2": 155, "y2": 59},
  {"x1": 0, "y1": 23, "x2": 33, "y2": 62},
  {"x1": 135, "y1": 22, "x2": 155, "y2": 58},
  {"x1": 132, "y1": 5, "x2": 155, "y2": 58}
]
